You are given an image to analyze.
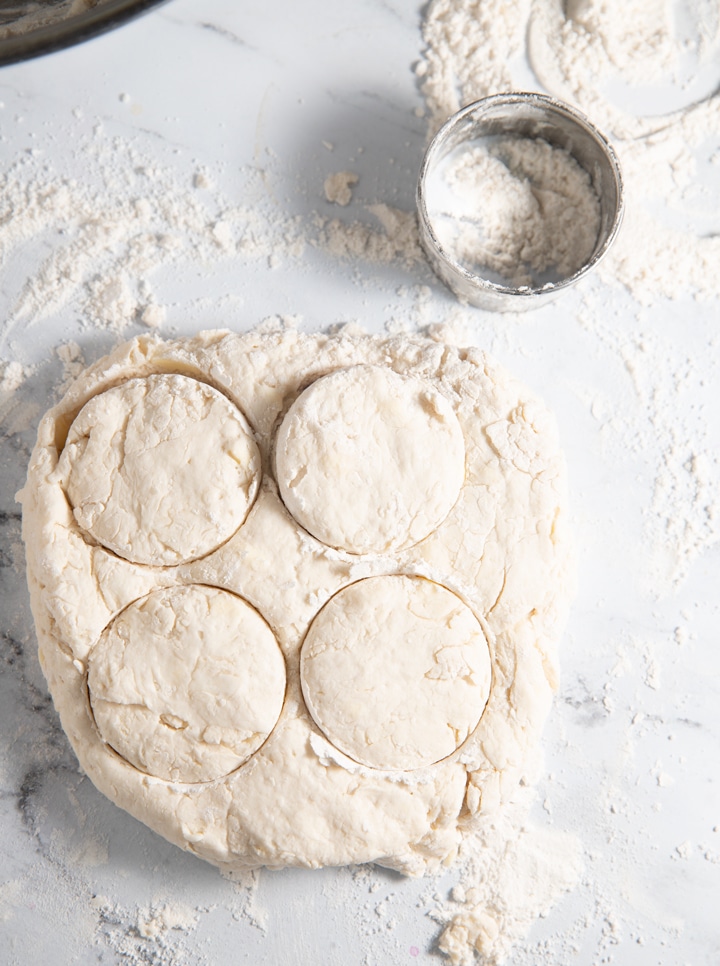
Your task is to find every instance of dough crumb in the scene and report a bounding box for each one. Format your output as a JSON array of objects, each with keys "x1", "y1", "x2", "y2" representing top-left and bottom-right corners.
[
  {"x1": 140, "y1": 303, "x2": 166, "y2": 328},
  {"x1": 324, "y1": 170, "x2": 359, "y2": 206},
  {"x1": 0, "y1": 360, "x2": 25, "y2": 394}
]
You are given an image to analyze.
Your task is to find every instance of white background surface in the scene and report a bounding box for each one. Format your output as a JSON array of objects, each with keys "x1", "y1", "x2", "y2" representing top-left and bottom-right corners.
[{"x1": 0, "y1": 2, "x2": 719, "y2": 964}]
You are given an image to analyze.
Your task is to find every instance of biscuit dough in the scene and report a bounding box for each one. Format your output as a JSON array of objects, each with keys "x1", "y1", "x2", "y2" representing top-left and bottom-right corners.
[
  {"x1": 301, "y1": 575, "x2": 492, "y2": 770},
  {"x1": 276, "y1": 365, "x2": 465, "y2": 553},
  {"x1": 20, "y1": 327, "x2": 573, "y2": 876},
  {"x1": 59, "y1": 373, "x2": 260, "y2": 566},
  {"x1": 88, "y1": 584, "x2": 286, "y2": 783}
]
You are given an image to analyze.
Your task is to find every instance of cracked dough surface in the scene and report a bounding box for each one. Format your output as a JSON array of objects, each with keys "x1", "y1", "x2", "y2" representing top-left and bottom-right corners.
[
  {"x1": 20, "y1": 327, "x2": 573, "y2": 876},
  {"x1": 59, "y1": 373, "x2": 260, "y2": 566},
  {"x1": 88, "y1": 584, "x2": 286, "y2": 783},
  {"x1": 276, "y1": 365, "x2": 465, "y2": 553},
  {"x1": 301, "y1": 575, "x2": 491, "y2": 770}
]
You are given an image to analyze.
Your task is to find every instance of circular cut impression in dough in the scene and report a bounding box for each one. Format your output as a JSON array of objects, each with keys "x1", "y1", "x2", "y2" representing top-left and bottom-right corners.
[
  {"x1": 88, "y1": 585, "x2": 286, "y2": 783},
  {"x1": 275, "y1": 365, "x2": 465, "y2": 554},
  {"x1": 60, "y1": 374, "x2": 261, "y2": 566},
  {"x1": 301, "y1": 575, "x2": 491, "y2": 770}
]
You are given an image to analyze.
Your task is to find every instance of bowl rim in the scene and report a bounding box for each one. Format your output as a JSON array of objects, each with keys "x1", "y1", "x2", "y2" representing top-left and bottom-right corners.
[{"x1": 0, "y1": 0, "x2": 168, "y2": 67}]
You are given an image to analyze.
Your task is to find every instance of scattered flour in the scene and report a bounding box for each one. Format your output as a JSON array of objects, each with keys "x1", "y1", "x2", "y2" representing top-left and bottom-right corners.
[
  {"x1": 135, "y1": 901, "x2": 200, "y2": 939},
  {"x1": 435, "y1": 801, "x2": 583, "y2": 966},
  {"x1": 221, "y1": 869, "x2": 269, "y2": 933},
  {"x1": 576, "y1": 303, "x2": 720, "y2": 589},
  {"x1": 0, "y1": 140, "x2": 307, "y2": 342},
  {"x1": 0, "y1": 135, "x2": 423, "y2": 357},
  {"x1": 91, "y1": 896, "x2": 203, "y2": 966}
]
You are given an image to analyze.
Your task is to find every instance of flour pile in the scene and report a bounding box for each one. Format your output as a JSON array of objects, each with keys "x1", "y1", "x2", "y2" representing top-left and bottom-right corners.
[{"x1": 425, "y1": 136, "x2": 601, "y2": 287}]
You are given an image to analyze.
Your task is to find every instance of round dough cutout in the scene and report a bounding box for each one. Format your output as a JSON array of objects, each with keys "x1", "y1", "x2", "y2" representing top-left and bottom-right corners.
[
  {"x1": 301, "y1": 575, "x2": 491, "y2": 770},
  {"x1": 88, "y1": 585, "x2": 286, "y2": 783},
  {"x1": 275, "y1": 365, "x2": 465, "y2": 554},
  {"x1": 60, "y1": 374, "x2": 261, "y2": 566}
]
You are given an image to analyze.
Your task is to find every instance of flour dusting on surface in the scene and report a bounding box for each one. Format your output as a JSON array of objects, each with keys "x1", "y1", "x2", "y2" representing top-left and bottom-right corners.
[
  {"x1": 435, "y1": 799, "x2": 583, "y2": 966},
  {"x1": 0, "y1": 144, "x2": 306, "y2": 342}
]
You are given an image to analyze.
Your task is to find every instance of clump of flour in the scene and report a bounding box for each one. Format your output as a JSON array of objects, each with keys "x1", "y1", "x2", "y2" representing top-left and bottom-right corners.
[
  {"x1": 0, "y1": 359, "x2": 32, "y2": 432},
  {"x1": 314, "y1": 203, "x2": 423, "y2": 267},
  {"x1": 0, "y1": 360, "x2": 25, "y2": 395},
  {"x1": 427, "y1": 137, "x2": 601, "y2": 286},
  {"x1": 324, "y1": 171, "x2": 359, "y2": 206}
]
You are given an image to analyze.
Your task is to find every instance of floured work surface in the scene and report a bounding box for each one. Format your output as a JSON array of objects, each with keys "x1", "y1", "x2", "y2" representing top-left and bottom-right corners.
[{"x1": 20, "y1": 327, "x2": 573, "y2": 876}]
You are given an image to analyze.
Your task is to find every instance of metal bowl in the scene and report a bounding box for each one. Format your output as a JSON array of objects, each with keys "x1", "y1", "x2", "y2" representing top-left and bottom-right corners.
[
  {"x1": 416, "y1": 92, "x2": 625, "y2": 312},
  {"x1": 0, "y1": 0, "x2": 167, "y2": 67}
]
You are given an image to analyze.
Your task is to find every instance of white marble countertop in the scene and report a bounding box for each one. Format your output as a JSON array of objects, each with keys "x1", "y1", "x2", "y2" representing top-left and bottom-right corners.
[{"x1": 1, "y1": 2, "x2": 719, "y2": 964}]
